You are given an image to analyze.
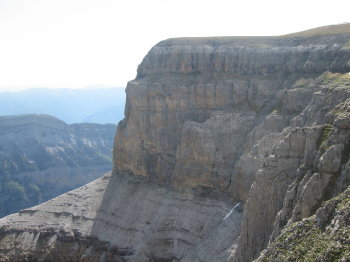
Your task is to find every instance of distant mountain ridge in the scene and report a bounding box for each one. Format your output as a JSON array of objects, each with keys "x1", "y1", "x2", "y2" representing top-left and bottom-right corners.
[
  {"x1": 1, "y1": 24, "x2": 350, "y2": 262},
  {"x1": 0, "y1": 114, "x2": 116, "y2": 217},
  {"x1": 0, "y1": 87, "x2": 125, "y2": 124}
]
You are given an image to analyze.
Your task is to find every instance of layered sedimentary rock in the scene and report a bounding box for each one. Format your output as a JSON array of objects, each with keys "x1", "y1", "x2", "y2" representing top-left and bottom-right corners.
[
  {"x1": 115, "y1": 24, "x2": 350, "y2": 201},
  {"x1": 0, "y1": 114, "x2": 116, "y2": 217},
  {"x1": 0, "y1": 24, "x2": 350, "y2": 261},
  {"x1": 0, "y1": 173, "x2": 243, "y2": 261}
]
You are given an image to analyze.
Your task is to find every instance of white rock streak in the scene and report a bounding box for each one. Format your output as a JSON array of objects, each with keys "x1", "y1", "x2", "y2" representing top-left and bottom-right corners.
[{"x1": 223, "y1": 202, "x2": 241, "y2": 220}]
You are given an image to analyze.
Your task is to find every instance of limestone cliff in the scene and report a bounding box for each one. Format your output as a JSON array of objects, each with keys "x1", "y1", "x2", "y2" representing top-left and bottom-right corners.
[
  {"x1": 114, "y1": 23, "x2": 350, "y2": 201},
  {"x1": 0, "y1": 114, "x2": 116, "y2": 217},
  {"x1": 0, "y1": 24, "x2": 350, "y2": 262}
]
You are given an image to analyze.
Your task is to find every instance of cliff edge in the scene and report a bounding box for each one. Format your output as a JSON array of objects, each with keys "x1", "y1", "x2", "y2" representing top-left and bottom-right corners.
[{"x1": 0, "y1": 24, "x2": 350, "y2": 261}]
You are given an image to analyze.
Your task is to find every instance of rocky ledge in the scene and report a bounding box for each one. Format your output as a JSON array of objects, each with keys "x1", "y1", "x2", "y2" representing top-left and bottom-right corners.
[{"x1": 0, "y1": 24, "x2": 350, "y2": 261}]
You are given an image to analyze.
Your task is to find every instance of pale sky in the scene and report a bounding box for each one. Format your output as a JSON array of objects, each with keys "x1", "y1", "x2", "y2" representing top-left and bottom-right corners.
[{"x1": 0, "y1": 0, "x2": 349, "y2": 91}]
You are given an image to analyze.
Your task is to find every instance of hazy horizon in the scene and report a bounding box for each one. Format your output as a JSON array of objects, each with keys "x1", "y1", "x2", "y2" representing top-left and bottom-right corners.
[
  {"x1": 0, "y1": 87, "x2": 126, "y2": 124},
  {"x1": 0, "y1": 84, "x2": 125, "y2": 93},
  {"x1": 0, "y1": 0, "x2": 349, "y2": 92}
]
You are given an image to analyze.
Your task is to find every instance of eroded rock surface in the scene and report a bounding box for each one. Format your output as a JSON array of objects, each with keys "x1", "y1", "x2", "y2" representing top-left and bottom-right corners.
[
  {"x1": 1, "y1": 24, "x2": 350, "y2": 261},
  {"x1": 0, "y1": 173, "x2": 242, "y2": 261},
  {"x1": 255, "y1": 186, "x2": 350, "y2": 262},
  {"x1": 231, "y1": 73, "x2": 350, "y2": 262}
]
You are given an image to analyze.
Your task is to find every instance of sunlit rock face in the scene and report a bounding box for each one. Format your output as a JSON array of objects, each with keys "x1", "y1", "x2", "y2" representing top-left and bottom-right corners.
[
  {"x1": 114, "y1": 30, "x2": 350, "y2": 201},
  {"x1": 1, "y1": 24, "x2": 350, "y2": 261}
]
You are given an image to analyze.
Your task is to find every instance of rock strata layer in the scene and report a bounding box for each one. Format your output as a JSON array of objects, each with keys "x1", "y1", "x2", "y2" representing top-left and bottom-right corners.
[
  {"x1": 0, "y1": 173, "x2": 243, "y2": 261},
  {"x1": 0, "y1": 24, "x2": 350, "y2": 261}
]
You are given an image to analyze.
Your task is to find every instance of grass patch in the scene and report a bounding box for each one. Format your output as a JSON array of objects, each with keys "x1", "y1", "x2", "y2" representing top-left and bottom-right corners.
[
  {"x1": 283, "y1": 23, "x2": 350, "y2": 38},
  {"x1": 94, "y1": 151, "x2": 112, "y2": 163},
  {"x1": 317, "y1": 124, "x2": 334, "y2": 154},
  {"x1": 293, "y1": 77, "x2": 316, "y2": 88},
  {"x1": 259, "y1": 188, "x2": 350, "y2": 262},
  {"x1": 321, "y1": 72, "x2": 350, "y2": 88},
  {"x1": 331, "y1": 100, "x2": 350, "y2": 119}
]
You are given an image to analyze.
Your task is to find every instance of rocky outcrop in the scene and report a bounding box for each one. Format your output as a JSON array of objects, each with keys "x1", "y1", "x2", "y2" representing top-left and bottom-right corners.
[
  {"x1": 232, "y1": 73, "x2": 350, "y2": 262},
  {"x1": 255, "y1": 186, "x2": 350, "y2": 261},
  {"x1": 0, "y1": 114, "x2": 116, "y2": 217},
  {"x1": 0, "y1": 24, "x2": 350, "y2": 261}
]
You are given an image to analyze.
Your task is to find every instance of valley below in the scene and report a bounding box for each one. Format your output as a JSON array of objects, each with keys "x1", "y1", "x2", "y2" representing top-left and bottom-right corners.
[
  {"x1": 0, "y1": 114, "x2": 116, "y2": 217},
  {"x1": 0, "y1": 24, "x2": 350, "y2": 261}
]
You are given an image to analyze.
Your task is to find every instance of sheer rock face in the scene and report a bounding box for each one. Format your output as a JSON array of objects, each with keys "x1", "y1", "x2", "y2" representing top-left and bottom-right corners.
[
  {"x1": 1, "y1": 25, "x2": 350, "y2": 261},
  {"x1": 136, "y1": 35, "x2": 350, "y2": 77},
  {"x1": 114, "y1": 31, "x2": 350, "y2": 201},
  {"x1": 114, "y1": 73, "x2": 283, "y2": 199}
]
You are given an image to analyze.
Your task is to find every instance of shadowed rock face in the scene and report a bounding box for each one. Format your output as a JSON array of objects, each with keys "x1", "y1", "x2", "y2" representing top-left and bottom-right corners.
[
  {"x1": 1, "y1": 24, "x2": 350, "y2": 261},
  {"x1": 0, "y1": 173, "x2": 243, "y2": 261}
]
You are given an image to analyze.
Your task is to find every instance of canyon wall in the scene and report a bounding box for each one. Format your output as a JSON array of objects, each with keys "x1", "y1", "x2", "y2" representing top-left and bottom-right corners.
[
  {"x1": 0, "y1": 114, "x2": 115, "y2": 217},
  {"x1": 0, "y1": 24, "x2": 350, "y2": 261},
  {"x1": 114, "y1": 28, "x2": 350, "y2": 201}
]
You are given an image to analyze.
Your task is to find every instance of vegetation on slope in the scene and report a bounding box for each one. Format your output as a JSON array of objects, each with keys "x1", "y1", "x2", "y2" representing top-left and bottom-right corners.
[
  {"x1": 284, "y1": 23, "x2": 350, "y2": 38},
  {"x1": 258, "y1": 187, "x2": 350, "y2": 262},
  {"x1": 0, "y1": 115, "x2": 115, "y2": 217}
]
